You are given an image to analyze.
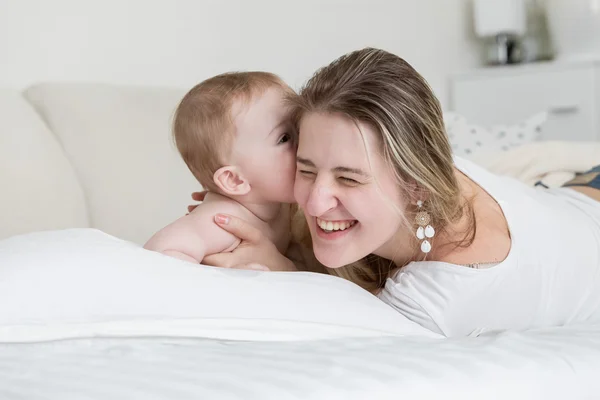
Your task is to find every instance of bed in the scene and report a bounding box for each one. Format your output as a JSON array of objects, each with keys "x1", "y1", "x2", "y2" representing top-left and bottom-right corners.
[
  {"x1": 2, "y1": 228, "x2": 600, "y2": 399},
  {"x1": 2, "y1": 83, "x2": 600, "y2": 399}
]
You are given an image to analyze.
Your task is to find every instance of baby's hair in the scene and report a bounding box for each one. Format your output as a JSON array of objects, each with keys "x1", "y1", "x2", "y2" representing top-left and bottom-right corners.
[{"x1": 173, "y1": 71, "x2": 292, "y2": 191}]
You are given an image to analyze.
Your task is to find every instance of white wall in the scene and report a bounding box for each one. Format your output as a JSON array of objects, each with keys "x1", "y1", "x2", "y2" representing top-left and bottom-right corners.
[{"x1": 0, "y1": 0, "x2": 480, "y2": 107}]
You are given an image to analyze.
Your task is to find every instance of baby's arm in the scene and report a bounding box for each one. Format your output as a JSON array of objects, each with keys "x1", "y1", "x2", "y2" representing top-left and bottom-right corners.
[{"x1": 144, "y1": 201, "x2": 242, "y2": 263}]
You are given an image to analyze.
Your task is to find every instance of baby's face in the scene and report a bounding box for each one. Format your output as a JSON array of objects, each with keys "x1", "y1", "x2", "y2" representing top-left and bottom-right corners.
[{"x1": 230, "y1": 87, "x2": 297, "y2": 203}]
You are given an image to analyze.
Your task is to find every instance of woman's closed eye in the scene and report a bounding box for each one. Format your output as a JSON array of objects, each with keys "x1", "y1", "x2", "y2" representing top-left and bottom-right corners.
[
  {"x1": 338, "y1": 176, "x2": 361, "y2": 185},
  {"x1": 299, "y1": 170, "x2": 360, "y2": 185},
  {"x1": 298, "y1": 170, "x2": 316, "y2": 177}
]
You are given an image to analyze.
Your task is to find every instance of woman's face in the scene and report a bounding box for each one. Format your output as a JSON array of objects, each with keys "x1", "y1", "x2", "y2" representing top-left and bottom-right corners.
[{"x1": 293, "y1": 112, "x2": 407, "y2": 268}]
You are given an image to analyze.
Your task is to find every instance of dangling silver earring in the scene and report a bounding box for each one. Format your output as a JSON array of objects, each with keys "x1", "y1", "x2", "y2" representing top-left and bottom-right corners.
[{"x1": 415, "y1": 200, "x2": 435, "y2": 254}]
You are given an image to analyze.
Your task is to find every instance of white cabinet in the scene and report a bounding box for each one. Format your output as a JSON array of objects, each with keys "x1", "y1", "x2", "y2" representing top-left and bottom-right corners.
[{"x1": 450, "y1": 60, "x2": 600, "y2": 142}]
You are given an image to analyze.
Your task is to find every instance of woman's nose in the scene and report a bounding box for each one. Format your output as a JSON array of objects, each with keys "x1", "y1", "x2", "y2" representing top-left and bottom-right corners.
[{"x1": 305, "y1": 182, "x2": 338, "y2": 216}]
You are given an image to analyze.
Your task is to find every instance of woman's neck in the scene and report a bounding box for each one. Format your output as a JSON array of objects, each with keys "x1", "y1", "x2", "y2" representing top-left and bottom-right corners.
[
  {"x1": 373, "y1": 228, "x2": 418, "y2": 268},
  {"x1": 427, "y1": 171, "x2": 479, "y2": 263},
  {"x1": 374, "y1": 168, "x2": 477, "y2": 268}
]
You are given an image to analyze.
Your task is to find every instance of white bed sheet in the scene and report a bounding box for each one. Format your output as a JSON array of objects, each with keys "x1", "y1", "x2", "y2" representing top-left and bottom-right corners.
[{"x1": 2, "y1": 323, "x2": 600, "y2": 400}]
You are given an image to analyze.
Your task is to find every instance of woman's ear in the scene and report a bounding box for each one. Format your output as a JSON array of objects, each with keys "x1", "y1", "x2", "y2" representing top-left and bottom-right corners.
[
  {"x1": 213, "y1": 166, "x2": 251, "y2": 196},
  {"x1": 406, "y1": 180, "x2": 430, "y2": 204}
]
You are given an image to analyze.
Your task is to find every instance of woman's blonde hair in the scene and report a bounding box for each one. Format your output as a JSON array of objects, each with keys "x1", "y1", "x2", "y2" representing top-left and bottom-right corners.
[{"x1": 290, "y1": 48, "x2": 474, "y2": 292}]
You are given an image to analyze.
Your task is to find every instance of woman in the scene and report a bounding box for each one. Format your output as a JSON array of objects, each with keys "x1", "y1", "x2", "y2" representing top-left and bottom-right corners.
[{"x1": 196, "y1": 48, "x2": 600, "y2": 337}]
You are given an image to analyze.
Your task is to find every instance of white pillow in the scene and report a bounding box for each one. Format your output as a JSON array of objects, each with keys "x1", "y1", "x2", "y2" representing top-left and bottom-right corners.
[
  {"x1": 0, "y1": 229, "x2": 440, "y2": 342},
  {"x1": 444, "y1": 111, "x2": 547, "y2": 157}
]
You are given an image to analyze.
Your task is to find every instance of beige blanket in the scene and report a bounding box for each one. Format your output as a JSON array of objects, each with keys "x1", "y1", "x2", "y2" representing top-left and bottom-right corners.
[{"x1": 469, "y1": 140, "x2": 600, "y2": 188}]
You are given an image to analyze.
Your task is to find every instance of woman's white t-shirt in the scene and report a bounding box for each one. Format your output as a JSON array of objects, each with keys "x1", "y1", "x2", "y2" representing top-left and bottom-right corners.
[{"x1": 377, "y1": 157, "x2": 600, "y2": 337}]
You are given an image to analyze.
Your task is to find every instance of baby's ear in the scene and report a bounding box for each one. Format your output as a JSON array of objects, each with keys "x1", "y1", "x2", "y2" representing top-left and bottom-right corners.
[{"x1": 213, "y1": 166, "x2": 251, "y2": 196}]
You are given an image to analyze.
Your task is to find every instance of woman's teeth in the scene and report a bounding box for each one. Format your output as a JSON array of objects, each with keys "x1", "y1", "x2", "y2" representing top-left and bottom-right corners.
[{"x1": 317, "y1": 218, "x2": 356, "y2": 232}]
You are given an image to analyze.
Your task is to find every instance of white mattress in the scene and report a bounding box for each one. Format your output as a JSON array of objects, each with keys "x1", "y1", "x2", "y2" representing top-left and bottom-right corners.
[{"x1": 2, "y1": 323, "x2": 600, "y2": 400}]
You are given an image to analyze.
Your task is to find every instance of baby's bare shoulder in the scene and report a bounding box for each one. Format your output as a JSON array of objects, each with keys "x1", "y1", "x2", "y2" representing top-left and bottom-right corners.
[{"x1": 189, "y1": 194, "x2": 257, "y2": 224}]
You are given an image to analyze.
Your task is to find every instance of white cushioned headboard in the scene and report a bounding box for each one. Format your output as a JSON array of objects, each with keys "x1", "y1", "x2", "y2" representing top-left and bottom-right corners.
[
  {"x1": 0, "y1": 88, "x2": 88, "y2": 240},
  {"x1": 24, "y1": 83, "x2": 199, "y2": 244}
]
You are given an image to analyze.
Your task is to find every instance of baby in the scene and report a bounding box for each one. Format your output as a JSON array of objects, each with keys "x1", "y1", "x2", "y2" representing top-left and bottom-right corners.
[{"x1": 144, "y1": 72, "x2": 297, "y2": 265}]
